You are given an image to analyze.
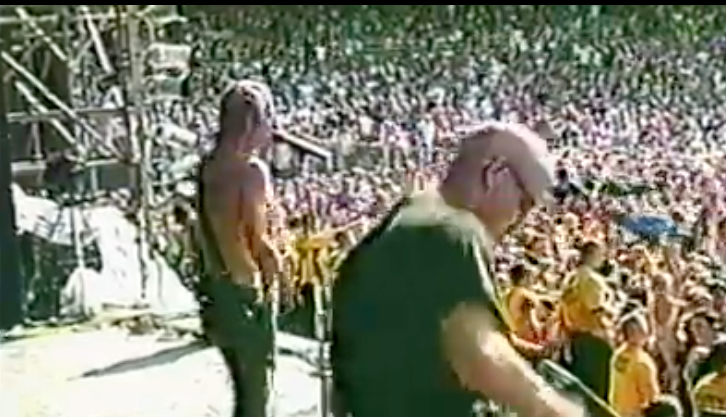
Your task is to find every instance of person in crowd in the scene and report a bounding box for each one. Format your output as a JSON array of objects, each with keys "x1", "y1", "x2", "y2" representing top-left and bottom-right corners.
[
  {"x1": 560, "y1": 240, "x2": 615, "y2": 399},
  {"x1": 609, "y1": 311, "x2": 661, "y2": 417},
  {"x1": 649, "y1": 272, "x2": 682, "y2": 392},
  {"x1": 692, "y1": 357, "x2": 726, "y2": 417},
  {"x1": 507, "y1": 263, "x2": 542, "y2": 343}
]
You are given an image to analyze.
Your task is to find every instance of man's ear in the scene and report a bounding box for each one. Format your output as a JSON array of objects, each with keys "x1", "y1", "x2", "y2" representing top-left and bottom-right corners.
[{"x1": 481, "y1": 158, "x2": 509, "y2": 191}]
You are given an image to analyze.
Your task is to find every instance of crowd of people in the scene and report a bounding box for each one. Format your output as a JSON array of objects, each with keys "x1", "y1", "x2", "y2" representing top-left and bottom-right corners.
[{"x1": 168, "y1": 5, "x2": 726, "y2": 417}]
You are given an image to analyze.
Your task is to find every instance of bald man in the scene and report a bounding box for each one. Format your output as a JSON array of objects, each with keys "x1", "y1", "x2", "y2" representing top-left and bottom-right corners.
[
  {"x1": 195, "y1": 80, "x2": 282, "y2": 417},
  {"x1": 331, "y1": 122, "x2": 583, "y2": 417}
]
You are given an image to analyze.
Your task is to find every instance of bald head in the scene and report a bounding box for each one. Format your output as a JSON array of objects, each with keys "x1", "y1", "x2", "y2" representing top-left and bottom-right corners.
[{"x1": 456, "y1": 121, "x2": 555, "y2": 204}]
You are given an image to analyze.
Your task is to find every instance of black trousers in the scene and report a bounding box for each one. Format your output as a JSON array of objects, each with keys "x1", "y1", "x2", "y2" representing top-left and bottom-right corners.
[
  {"x1": 565, "y1": 331, "x2": 613, "y2": 401},
  {"x1": 200, "y1": 279, "x2": 274, "y2": 417}
]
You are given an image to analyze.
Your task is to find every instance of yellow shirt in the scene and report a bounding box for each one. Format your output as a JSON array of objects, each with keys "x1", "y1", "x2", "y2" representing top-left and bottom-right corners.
[
  {"x1": 694, "y1": 372, "x2": 726, "y2": 413},
  {"x1": 507, "y1": 286, "x2": 533, "y2": 338},
  {"x1": 609, "y1": 344, "x2": 660, "y2": 417},
  {"x1": 295, "y1": 234, "x2": 333, "y2": 284},
  {"x1": 561, "y1": 266, "x2": 610, "y2": 334}
]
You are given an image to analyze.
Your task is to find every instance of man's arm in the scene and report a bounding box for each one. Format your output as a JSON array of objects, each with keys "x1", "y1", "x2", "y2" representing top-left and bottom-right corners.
[
  {"x1": 509, "y1": 332, "x2": 547, "y2": 358},
  {"x1": 238, "y1": 165, "x2": 280, "y2": 282},
  {"x1": 439, "y1": 233, "x2": 583, "y2": 417},
  {"x1": 442, "y1": 303, "x2": 582, "y2": 417}
]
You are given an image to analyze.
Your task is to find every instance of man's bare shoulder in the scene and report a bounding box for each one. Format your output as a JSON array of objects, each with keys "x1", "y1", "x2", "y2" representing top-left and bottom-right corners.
[{"x1": 240, "y1": 158, "x2": 273, "y2": 202}]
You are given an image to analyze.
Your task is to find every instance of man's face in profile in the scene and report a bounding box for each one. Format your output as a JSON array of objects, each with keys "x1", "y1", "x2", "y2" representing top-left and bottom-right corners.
[{"x1": 251, "y1": 113, "x2": 274, "y2": 152}]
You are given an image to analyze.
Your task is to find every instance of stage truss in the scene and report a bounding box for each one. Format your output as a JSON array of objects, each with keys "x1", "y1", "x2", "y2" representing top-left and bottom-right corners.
[
  {"x1": 1, "y1": 4, "x2": 334, "y2": 307},
  {"x1": 1, "y1": 5, "x2": 191, "y2": 298},
  {"x1": 1, "y1": 7, "x2": 334, "y2": 415}
]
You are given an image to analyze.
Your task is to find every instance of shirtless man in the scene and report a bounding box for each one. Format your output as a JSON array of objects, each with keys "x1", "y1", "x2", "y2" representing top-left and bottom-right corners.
[{"x1": 195, "y1": 80, "x2": 282, "y2": 417}]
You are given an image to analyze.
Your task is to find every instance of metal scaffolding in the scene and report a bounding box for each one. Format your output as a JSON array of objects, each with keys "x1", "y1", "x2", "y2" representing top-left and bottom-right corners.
[
  {"x1": 1, "y1": 5, "x2": 185, "y2": 305},
  {"x1": 1, "y1": 5, "x2": 332, "y2": 318}
]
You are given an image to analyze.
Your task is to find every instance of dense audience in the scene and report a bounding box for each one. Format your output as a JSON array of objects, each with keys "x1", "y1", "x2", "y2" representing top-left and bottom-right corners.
[{"x1": 164, "y1": 6, "x2": 726, "y2": 417}]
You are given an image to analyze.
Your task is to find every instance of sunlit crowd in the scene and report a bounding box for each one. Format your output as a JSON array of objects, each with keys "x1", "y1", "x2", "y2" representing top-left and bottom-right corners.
[{"x1": 167, "y1": 6, "x2": 726, "y2": 416}]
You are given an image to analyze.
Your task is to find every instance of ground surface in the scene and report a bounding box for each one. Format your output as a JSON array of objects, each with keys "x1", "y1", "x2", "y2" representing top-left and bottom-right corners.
[{"x1": 0, "y1": 329, "x2": 321, "y2": 417}]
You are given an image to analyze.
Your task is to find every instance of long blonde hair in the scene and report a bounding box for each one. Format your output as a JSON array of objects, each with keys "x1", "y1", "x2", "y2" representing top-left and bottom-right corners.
[{"x1": 217, "y1": 80, "x2": 274, "y2": 146}]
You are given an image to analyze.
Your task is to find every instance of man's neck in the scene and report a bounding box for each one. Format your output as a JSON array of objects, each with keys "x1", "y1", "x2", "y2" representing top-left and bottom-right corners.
[{"x1": 437, "y1": 181, "x2": 499, "y2": 256}]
